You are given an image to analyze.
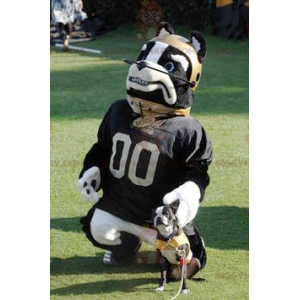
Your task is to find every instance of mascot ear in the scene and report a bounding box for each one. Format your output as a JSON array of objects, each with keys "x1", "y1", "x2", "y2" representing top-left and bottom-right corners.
[
  {"x1": 157, "y1": 22, "x2": 175, "y2": 39},
  {"x1": 191, "y1": 31, "x2": 207, "y2": 63}
]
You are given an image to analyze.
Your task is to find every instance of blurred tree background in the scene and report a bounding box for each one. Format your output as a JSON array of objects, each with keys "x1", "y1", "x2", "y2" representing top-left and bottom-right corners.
[
  {"x1": 82, "y1": 0, "x2": 212, "y2": 30},
  {"x1": 81, "y1": 0, "x2": 248, "y2": 39}
]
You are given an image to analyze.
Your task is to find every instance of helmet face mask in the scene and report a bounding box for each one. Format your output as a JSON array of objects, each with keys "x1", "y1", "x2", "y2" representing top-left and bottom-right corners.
[{"x1": 126, "y1": 22, "x2": 207, "y2": 110}]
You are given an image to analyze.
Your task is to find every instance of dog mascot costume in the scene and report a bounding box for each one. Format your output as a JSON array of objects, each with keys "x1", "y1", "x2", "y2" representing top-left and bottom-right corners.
[{"x1": 78, "y1": 22, "x2": 212, "y2": 271}]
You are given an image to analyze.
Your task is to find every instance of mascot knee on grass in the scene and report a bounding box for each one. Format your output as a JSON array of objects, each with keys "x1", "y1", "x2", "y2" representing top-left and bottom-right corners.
[{"x1": 78, "y1": 22, "x2": 212, "y2": 273}]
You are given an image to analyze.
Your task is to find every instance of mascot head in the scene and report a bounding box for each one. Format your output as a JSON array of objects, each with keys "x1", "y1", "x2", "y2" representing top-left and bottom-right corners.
[{"x1": 126, "y1": 22, "x2": 207, "y2": 116}]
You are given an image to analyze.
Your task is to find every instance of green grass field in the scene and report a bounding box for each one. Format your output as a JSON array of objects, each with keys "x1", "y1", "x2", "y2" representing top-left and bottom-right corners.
[{"x1": 51, "y1": 25, "x2": 249, "y2": 299}]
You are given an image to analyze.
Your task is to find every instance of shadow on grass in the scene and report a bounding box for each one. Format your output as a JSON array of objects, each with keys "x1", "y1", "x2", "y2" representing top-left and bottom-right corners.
[
  {"x1": 51, "y1": 206, "x2": 248, "y2": 250},
  {"x1": 51, "y1": 216, "x2": 82, "y2": 232},
  {"x1": 197, "y1": 206, "x2": 249, "y2": 251},
  {"x1": 51, "y1": 252, "x2": 158, "y2": 276},
  {"x1": 50, "y1": 277, "x2": 158, "y2": 296}
]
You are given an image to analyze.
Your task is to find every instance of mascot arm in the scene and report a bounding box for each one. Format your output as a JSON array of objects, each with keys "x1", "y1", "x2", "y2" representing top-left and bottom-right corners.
[
  {"x1": 163, "y1": 122, "x2": 212, "y2": 228},
  {"x1": 78, "y1": 104, "x2": 113, "y2": 203}
]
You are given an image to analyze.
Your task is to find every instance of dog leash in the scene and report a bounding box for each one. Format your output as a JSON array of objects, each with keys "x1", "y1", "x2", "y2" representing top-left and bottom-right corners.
[{"x1": 170, "y1": 249, "x2": 186, "y2": 300}]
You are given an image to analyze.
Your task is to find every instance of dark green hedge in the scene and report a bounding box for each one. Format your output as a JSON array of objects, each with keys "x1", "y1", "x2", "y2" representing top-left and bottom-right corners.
[{"x1": 82, "y1": 0, "x2": 212, "y2": 29}]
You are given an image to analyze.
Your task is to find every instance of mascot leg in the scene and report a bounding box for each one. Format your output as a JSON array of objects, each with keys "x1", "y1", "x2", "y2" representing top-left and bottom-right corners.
[
  {"x1": 102, "y1": 232, "x2": 141, "y2": 266},
  {"x1": 80, "y1": 206, "x2": 156, "y2": 266},
  {"x1": 183, "y1": 223, "x2": 207, "y2": 270}
]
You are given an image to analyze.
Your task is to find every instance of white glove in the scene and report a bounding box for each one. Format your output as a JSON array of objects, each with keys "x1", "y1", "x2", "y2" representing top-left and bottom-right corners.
[
  {"x1": 163, "y1": 181, "x2": 201, "y2": 228},
  {"x1": 77, "y1": 166, "x2": 101, "y2": 203}
]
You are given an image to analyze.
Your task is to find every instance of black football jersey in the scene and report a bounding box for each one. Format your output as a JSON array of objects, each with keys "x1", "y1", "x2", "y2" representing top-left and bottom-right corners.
[{"x1": 80, "y1": 99, "x2": 212, "y2": 226}]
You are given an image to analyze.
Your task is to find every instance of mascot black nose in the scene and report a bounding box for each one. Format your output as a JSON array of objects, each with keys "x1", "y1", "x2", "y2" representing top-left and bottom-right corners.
[{"x1": 137, "y1": 61, "x2": 148, "y2": 71}]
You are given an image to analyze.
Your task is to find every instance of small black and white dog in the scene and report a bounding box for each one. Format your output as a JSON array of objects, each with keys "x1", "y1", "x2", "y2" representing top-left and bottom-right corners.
[{"x1": 152, "y1": 200, "x2": 202, "y2": 294}]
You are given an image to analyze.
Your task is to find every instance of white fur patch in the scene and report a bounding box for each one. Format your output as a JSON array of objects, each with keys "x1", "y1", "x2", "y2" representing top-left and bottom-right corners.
[
  {"x1": 141, "y1": 44, "x2": 147, "y2": 51},
  {"x1": 156, "y1": 224, "x2": 173, "y2": 238},
  {"x1": 145, "y1": 42, "x2": 169, "y2": 63},
  {"x1": 155, "y1": 286, "x2": 165, "y2": 292},
  {"x1": 154, "y1": 207, "x2": 164, "y2": 220},
  {"x1": 191, "y1": 36, "x2": 201, "y2": 53},
  {"x1": 153, "y1": 207, "x2": 170, "y2": 225},
  {"x1": 171, "y1": 54, "x2": 189, "y2": 71},
  {"x1": 158, "y1": 28, "x2": 170, "y2": 39}
]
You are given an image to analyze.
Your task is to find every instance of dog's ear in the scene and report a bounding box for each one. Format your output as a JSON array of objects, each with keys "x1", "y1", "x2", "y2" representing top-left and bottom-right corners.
[
  {"x1": 151, "y1": 208, "x2": 157, "y2": 220},
  {"x1": 169, "y1": 199, "x2": 180, "y2": 215},
  {"x1": 191, "y1": 31, "x2": 207, "y2": 63},
  {"x1": 157, "y1": 22, "x2": 175, "y2": 39}
]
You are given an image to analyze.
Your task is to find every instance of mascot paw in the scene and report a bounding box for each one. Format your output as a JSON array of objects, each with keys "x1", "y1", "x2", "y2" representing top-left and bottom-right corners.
[
  {"x1": 77, "y1": 166, "x2": 101, "y2": 203},
  {"x1": 181, "y1": 289, "x2": 190, "y2": 294},
  {"x1": 163, "y1": 181, "x2": 200, "y2": 228}
]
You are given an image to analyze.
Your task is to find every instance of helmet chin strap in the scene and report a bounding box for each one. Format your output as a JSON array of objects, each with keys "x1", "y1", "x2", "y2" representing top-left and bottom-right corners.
[{"x1": 123, "y1": 58, "x2": 196, "y2": 88}]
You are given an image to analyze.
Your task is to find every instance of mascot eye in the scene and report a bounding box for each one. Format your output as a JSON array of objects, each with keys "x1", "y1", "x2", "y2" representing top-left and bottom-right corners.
[
  {"x1": 153, "y1": 12, "x2": 158, "y2": 18},
  {"x1": 164, "y1": 62, "x2": 175, "y2": 72},
  {"x1": 144, "y1": 11, "x2": 149, "y2": 18}
]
